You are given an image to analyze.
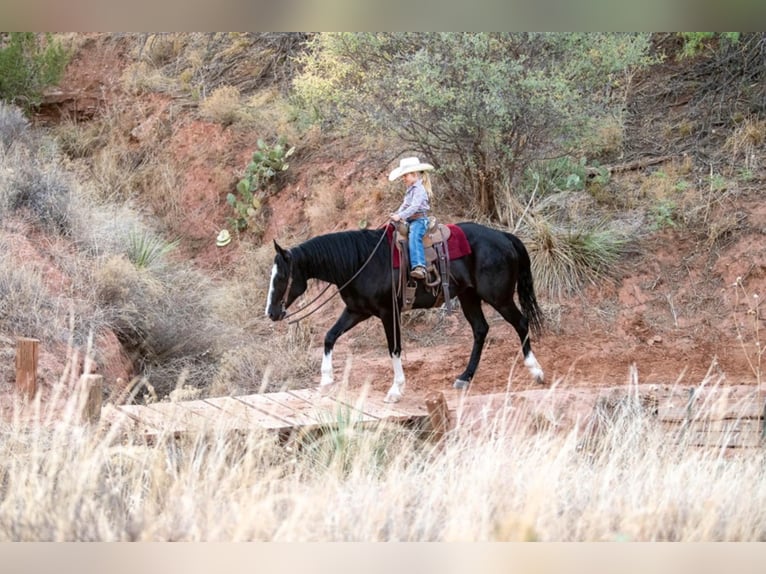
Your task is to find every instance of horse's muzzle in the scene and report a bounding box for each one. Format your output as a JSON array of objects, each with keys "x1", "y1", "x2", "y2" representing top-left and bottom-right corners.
[{"x1": 268, "y1": 308, "x2": 286, "y2": 321}]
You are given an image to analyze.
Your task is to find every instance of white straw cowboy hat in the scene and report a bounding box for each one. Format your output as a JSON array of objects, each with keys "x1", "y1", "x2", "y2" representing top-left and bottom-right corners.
[
  {"x1": 216, "y1": 229, "x2": 231, "y2": 247},
  {"x1": 388, "y1": 156, "x2": 434, "y2": 181}
]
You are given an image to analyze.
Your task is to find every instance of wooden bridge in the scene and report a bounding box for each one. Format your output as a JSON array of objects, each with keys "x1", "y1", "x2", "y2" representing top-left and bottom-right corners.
[
  {"x1": 98, "y1": 382, "x2": 766, "y2": 448},
  {"x1": 12, "y1": 338, "x2": 765, "y2": 447},
  {"x1": 101, "y1": 386, "x2": 456, "y2": 441}
]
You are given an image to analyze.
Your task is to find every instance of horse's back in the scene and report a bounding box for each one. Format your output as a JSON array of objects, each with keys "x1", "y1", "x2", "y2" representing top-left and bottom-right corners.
[{"x1": 455, "y1": 221, "x2": 524, "y2": 261}]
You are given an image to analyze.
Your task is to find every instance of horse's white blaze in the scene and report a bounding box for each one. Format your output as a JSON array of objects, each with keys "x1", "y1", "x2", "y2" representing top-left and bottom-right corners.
[
  {"x1": 320, "y1": 350, "x2": 334, "y2": 386},
  {"x1": 384, "y1": 354, "x2": 406, "y2": 403},
  {"x1": 265, "y1": 263, "x2": 278, "y2": 316},
  {"x1": 524, "y1": 352, "x2": 544, "y2": 383}
]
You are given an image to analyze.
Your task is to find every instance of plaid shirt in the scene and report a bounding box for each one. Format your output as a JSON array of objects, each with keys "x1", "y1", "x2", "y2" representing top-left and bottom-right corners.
[{"x1": 394, "y1": 178, "x2": 430, "y2": 221}]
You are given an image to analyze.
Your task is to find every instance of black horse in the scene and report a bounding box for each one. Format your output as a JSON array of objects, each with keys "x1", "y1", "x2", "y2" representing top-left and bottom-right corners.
[{"x1": 265, "y1": 222, "x2": 544, "y2": 402}]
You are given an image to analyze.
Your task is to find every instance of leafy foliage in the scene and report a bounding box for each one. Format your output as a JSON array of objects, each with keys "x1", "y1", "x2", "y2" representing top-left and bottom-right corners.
[
  {"x1": 678, "y1": 33, "x2": 741, "y2": 58},
  {"x1": 0, "y1": 33, "x2": 69, "y2": 109},
  {"x1": 227, "y1": 137, "x2": 294, "y2": 231},
  {"x1": 294, "y1": 33, "x2": 654, "y2": 220}
]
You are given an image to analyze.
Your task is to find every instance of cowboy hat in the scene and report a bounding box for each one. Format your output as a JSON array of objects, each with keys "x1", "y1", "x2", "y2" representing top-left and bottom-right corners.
[
  {"x1": 216, "y1": 229, "x2": 232, "y2": 247},
  {"x1": 388, "y1": 156, "x2": 434, "y2": 181}
]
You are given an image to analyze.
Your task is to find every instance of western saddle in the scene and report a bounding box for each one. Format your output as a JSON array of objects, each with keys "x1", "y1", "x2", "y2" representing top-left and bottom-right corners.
[{"x1": 393, "y1": 218, "x2": 453, "y2": 313}]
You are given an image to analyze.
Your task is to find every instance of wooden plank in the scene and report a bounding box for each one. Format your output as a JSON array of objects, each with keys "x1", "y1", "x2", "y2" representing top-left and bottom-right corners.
[
  {"x1": 657, "y1": 406, "x2": 693, "y2": 423},
  {"x1": 205, "y1": 396, "x2": 295, "y2": 430},
  {"x1": 349, "y1": 392, "x2": 428, "y2": 421},
  {"x1": 236, "y1": 393, "x2": 320, "y2": 427},
  {"x1": 259, "y1": 390, "x2": 346, "y2": 426},
  {"x1": 100, "y1": 403, "x2": 143, "y2": 434},
  {"x1": 140, "y1": 401, "x2": 218, "y2": 432},
  {"x1": 287, "y1": 388, "x2": 380, "y2": 424},
  {"x1": 659, "y1": 403, "x2": 764, "y2": 423},
  {"x1": 687, "y1": 430, "x2": 762, "y2": 448},
  {"x1": 701, "y1": 419, "x2": 761, "y2": 433},
  {"x1": 111, "y1": 404, "x2": 166, "y2": 435},
  {"x1": 448, "y1": 392, "x2": 519, "y2": 428}
]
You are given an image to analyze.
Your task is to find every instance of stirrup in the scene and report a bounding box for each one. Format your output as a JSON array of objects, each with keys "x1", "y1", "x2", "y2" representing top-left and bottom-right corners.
[
  {"x1": 410, "y1": 266, "x2": 427, "y2": 280},
  {"x1": 425, "y1": 266, "x2": 441, "y2": 288}
]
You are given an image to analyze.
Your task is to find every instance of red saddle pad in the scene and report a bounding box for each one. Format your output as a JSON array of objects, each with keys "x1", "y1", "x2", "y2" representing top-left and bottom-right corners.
[{"x1": 385, "y1": 223, "x2": 472, "y2": 269}]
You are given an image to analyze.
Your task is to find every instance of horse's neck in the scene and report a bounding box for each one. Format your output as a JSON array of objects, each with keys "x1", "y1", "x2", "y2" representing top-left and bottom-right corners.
[{"x1": 297, "y1": 232, "x2": 382, "y2": 286}]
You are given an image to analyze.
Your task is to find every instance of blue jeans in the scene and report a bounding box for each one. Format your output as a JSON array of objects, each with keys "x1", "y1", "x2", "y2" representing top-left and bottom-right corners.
[{"x1": 408, "y1": 217, "x2": 428, "y2": 270}]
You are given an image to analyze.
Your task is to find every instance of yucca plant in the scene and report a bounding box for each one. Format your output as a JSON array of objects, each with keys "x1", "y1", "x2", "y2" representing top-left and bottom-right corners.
[
  {"x1": 126, "y1": 229, "x2": 179, "y2": 270},
  {"x1": 526, "y1": 217, "x2": 630, "y2": 299}
]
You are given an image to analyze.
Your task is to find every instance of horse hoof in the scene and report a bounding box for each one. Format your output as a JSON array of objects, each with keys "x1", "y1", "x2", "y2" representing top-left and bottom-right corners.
[
  {"x1": 384, "y1": 392, "x2": 402, "y2": 403},
  {"x1": 535, "y1": 374, "x2": 545, "y2": 385},
  {"x1": 318, "y1": 383, "x2": 337, "y2": 396},
  {"x1": 453, "y1": 378, "x2": 470, "y2": 390}
]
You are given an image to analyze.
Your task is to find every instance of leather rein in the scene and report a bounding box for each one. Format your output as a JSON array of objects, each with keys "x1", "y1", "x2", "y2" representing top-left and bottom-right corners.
[{"x1": 280, "y1": 223, "x2": 392, "y2": 324}]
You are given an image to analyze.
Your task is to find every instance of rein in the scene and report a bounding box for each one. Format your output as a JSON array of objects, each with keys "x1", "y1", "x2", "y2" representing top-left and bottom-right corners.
[{"x1": 282, "y1": 223, "x2": 391, "y2": 324}]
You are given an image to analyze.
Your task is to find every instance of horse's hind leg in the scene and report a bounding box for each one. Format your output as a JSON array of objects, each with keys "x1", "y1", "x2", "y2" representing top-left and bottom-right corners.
[
  {"x1": 454, "y1": 290, "x2": 489, "y2": 389},
  {"x1": 495, "y1": 302, "x2": 544, "y2": 384},
  {"x1": 321, "y1": 308, "x2": 370, "y2": 387}
]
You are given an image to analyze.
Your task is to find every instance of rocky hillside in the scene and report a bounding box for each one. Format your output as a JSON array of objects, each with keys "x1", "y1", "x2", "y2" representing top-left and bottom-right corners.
[{"x1": 2, "y1": 33, "x2": 764, "y2": 410}]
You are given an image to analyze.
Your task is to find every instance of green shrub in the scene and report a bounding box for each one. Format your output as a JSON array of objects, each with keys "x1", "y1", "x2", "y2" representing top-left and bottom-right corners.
[
  {"x1": 678, "y1": 32, "x2": 740, "y2": 58},
  {"x1": 294, "y1": 33, "x2": 654, "y2": 219},
  {"x1": 0, "y1": 33, "x2": 69, "y2": 110},
  {"x1": 127, "y1": 229, "x2": 179, "y2": 270}
]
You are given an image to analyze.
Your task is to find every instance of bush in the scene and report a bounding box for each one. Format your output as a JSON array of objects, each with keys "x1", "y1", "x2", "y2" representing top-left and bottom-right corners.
[
  {"x1": 526, "y1": 217, "x2": 631, "y2": 298},
  {"x1": 0, "y1": 102, "x2": 31, "y2": 152},
  {"x1": 199, "y1": 85, "x2": 241, "y2": 126},
  {"x1": 294, "y1": 33, "x2": 655, "y2": 220},
  {"x1": 0, "y1": 33, "x2": 69, "y2": 110},
  {"x1": 4, "y1": 156, "x2": 73, "y2": 235},
  {"x1": 94, "y1": 255, "x2": 233, "y2": 399},
  {"x1": 0, "y1": 248, "x2": 55, "y2": 340}
]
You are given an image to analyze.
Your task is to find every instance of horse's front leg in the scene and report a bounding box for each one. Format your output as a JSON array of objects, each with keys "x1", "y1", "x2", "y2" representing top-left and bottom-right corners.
[
  {"x1": 321, "y1": 308, "x2": 370, "y2": 387},
  {"x1": 380, "y1": 311, "x2": 405, "y2": 403},
  {"x1": 454, "y1": 291, "x2": 489, "y2": 389}
]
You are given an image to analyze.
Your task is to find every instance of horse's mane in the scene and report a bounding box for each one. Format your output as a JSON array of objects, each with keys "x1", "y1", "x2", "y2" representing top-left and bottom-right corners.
[{"x1": 292, "y1": 228, "x2": 388, "y2": 284}]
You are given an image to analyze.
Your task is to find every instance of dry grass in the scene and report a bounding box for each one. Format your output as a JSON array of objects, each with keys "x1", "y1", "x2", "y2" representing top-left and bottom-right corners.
[
  {"x1": 305, "y1": 178, "x2": 344, "y2": 234},
  {"x1": 724, "y1": 117, "x2": 766, "y2": 171},
  {"x1": 199, "y1": 85, "x2": 241, "y2": 126},
  {"x1": 1, "y1": 373, "x2": 765, "y2": 541}
]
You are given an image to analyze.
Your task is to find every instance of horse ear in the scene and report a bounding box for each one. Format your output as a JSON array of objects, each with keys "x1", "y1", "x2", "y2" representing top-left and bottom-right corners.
[{"x1": 273, "y1": 240, "x2": 290, "y2": 262}]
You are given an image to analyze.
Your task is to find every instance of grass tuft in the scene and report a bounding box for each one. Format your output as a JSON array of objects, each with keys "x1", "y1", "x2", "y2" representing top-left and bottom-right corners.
[{"x1": 526, "y1": 217, "x2": 631, "y2": 299}]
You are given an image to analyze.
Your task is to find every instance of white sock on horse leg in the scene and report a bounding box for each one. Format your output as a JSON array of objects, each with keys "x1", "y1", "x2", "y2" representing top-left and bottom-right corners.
[{"x1": 320, "y1": 350, "x2": 334, "y2": 386}]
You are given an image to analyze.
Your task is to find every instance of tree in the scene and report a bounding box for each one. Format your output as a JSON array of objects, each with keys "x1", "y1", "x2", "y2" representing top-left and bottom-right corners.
[
  {"x1": 294, "y1": 33, "x2": 653, "y2": 220},
  {"x1": 0, "y1": 33, "x2": 69, "y2": 110}
]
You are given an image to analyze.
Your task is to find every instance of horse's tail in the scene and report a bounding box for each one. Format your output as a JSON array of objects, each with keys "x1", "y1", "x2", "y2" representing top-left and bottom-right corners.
[{"x1": 505, "y1": 232, "x2": 544, "y2": 337}]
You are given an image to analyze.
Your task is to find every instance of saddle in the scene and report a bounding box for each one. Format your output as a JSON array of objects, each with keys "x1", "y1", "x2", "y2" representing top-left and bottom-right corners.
[{"x1": 394, "y1": 217, "x2": 453, "y2": 313}]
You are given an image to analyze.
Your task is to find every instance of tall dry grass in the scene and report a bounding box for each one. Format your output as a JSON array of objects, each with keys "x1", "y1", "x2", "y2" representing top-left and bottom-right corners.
[{"x1": 1, "y1": 375, "x2": 765, "y2": 542}]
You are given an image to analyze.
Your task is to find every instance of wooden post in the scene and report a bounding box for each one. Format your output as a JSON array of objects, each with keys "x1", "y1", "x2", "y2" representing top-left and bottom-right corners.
[
  {"x1": 79, "y1": 374, "x2": 103, "y2": 424},
  {"x1": 425, "y1": 391, "x2": 450, "y2": 442},
  {"x1": 15, "y1": 337, "x2": 39, "y2": 401}
]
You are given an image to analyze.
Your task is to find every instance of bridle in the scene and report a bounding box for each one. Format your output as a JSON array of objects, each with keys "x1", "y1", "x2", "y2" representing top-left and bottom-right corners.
[{"x1": 277, "y1": 223, "x2": 391, "y2": 324}]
